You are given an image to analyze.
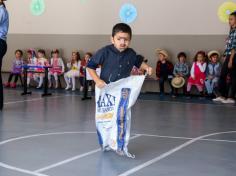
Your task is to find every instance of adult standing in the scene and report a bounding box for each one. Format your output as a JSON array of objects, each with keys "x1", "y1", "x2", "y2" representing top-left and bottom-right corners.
[
  {"x1": 213, "y1": 12, "x2": 236, "y2": 104},
  {"x1": 0, "y1": 0, "x2": 9, "y2": 110}
]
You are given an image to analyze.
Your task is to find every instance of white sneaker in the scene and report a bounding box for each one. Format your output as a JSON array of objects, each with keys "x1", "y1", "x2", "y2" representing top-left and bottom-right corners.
[
  {"x1": 213, "y1": 97, "x2": 225, "y2": 102},
  {"x1": 80, "y1": 87, "x2": 84, "y2": 92},
  {"x1": 65, "y1": 85, "x2": 71, "y2": 90},
  {"x1": 72, "y1": 87, "x2": 76, "y2": 91},
  {"x1": 222, "y1": 98, "x2": 235, "y2": 104}
]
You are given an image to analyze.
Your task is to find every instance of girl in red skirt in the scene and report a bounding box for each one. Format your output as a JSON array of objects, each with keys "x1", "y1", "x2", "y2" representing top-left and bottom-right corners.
[{"x1": 187, "y1": 51, "x2": 207, "y2": 98}]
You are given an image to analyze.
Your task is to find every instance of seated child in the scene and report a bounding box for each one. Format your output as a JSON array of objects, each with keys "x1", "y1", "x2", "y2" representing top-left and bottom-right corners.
[
  {"x1": 173, "y1": 52, "x2": 189, "y2": 95},
  {"x1": 64, "y1": 51, "x2": 81, "y2": 91},
  {"x1": 156, "y1": 49, "x2": 174, "y2": 96},
  {"x1": 187, "y1": 51, "x2": 207, "y2": 97},
  {"x1": 33, "y1": 49, "x2": 49, "y2": 89},
  {"x1": 205, "y1": 51, "x2": 221, "y2": 97},
  {"x1": 79, "y1": 52, "x2": 93, "y2": 92},
  {"x1": 48, "y1": 49, "x2": 65, "y2": 89},
  {"x1": 26, "y1": 49, "x2": 37, "y2": 87},
  {"x1": 4, "y1": 49, "x2": 24, "y2": 88}
]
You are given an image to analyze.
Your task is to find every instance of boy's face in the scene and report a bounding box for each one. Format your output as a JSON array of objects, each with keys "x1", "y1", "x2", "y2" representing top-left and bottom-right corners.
[
  {"x1": 15, "y1": 51, "x2": 22, "y2": 59},
  {"x1": 211, "y1": 55, "x2": 218, "y2": 63},
  {"x1": 158, "y1": 53, "x2": 166, "y2": 62},
  {"x1": 111, "y1": 32, "x2": 131, "y2": 52},
  {"x1": 229, "y1": 15, "x2": 236, "y2": 28},
  {"x1": 179, "y1": 56, "x2": 186, "y2": 63}
]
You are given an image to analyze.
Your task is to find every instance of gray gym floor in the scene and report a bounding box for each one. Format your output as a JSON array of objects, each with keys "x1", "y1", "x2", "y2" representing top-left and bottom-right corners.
[{"x1": 0, "y1": 88, "x2": 235, "y2": 176}]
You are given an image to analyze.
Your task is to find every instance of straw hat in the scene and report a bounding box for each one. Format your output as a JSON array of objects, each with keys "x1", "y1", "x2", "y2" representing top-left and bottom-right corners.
[
  {"x1": 171, "y1": 77, "x2": 185, "y2": 88},
  {"x1": 208, "y1": 50, "x2": 220, "y2": 58},
  {"x1": 155, "y1": 49, "x2": 169, "y2": 58}
]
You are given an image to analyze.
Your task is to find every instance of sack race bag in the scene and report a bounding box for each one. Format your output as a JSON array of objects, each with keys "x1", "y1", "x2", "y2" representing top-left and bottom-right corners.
[{"x1": 95, "y1": 75, "x2": 145, "y2": 158}]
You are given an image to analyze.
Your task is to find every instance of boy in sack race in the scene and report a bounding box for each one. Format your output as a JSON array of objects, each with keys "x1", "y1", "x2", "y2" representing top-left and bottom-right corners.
[{"x1": 87, "y1": 23, "x2": 152, "y2": 158}]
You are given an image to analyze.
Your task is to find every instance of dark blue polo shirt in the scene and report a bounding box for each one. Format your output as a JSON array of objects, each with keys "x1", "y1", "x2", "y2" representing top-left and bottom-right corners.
[{"x1": 87, "y1": 44, "x2": 143, "y2": 83}]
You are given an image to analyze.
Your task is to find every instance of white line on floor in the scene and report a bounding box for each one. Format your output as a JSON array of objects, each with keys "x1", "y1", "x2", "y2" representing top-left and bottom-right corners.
[
  {"x1": 34, "y1": 134, "x2": 142, "y2": 173},
  {"x1": 0, "y1": 162, "x2": 49, "y2": 176},
  {"x1": 137, "y1": 133, "x2": 236, "y2": 143},
  {"x1": 138, "y1": 98, "x2": 236, "y2": 108},
  {"x1": 0, "y1": 131, "x2": 235, "y2": 175},
  {"x1": 118, "y1": 131, "x2": 236, "y2": 176},
  {"x1": 4, "y1": 95, "x2": 71, "y2": 105}
]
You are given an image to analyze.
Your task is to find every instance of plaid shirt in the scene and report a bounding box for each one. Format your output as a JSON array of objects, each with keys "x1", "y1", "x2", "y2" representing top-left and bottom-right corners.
[
  {"x1": 156, "y1": 60, "x2": 173, "y2": 78},
  {"x1": 224, "y1": 28, "x2": 236, "y2": 56},
  {"x1": 173, "y1": 62, "x2": 189, "y2": 77}
]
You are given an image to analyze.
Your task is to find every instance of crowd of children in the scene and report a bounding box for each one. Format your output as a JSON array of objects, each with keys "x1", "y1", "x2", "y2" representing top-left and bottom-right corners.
[
  {"x1": 3, "y1": 47, "x2": 235, "y2": 103},
  {"x1": 4, "y1": 49, "x2": 94, "y2": 92}
]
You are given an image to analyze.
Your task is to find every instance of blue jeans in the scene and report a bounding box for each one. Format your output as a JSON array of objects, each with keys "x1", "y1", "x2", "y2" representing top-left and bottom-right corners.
[
  {"x1": 0, "y1": 39, "x2": 7, "y2": 109},
  {"x1": 158, "y1": 77, "x2": 173, "y2": 94},
  {"x1": 205, "y1": 77, "x2": 219, "y2": 94}
]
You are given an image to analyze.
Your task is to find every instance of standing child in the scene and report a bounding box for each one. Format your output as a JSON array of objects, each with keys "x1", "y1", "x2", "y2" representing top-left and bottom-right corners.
[
  {"x1": 155, "y1": 49, "x2": 174, "y2": 97},
  {"x1": 34, "y1": 49, "x2": 48, "y2": 89},
  {"x1": 48, "y1": 49, "x2": 65, "y2": 89},
  {"x1": 205, "y1": 51, "x2": 221, "y2": 97},
  {"x1": 213, "y1": 12, "x2": 236, "y2": 104},
  {"x1": 26, "y1": 49, "x2": 37, "y2": 87},
  {"x1": 64, "y1": 51, "x2": 81, "y2": 91},
  {"x1": 79, "y1": 52, "x2": 93, "y2": 92},
  {"x1": 172, "y1": 52, "x2": 189, "y2": 96},
  {"x1": 187, "y1": 51, "x2": 207, "y2": 97},
  {"x1": 87, "y1": 23, "x2": 152, "y2": 157},
  {"x1": 4, "y1": 49, "x2": 24, "y2": 88}
]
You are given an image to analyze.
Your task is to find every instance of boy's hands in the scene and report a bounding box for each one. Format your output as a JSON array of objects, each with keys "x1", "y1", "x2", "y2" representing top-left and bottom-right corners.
[
  {"x1": 96, "y1": 79, "x2": 106, "y2": 89},
  {"x1": 146, "y1": 67, "x2": 153, "y2": 76}
]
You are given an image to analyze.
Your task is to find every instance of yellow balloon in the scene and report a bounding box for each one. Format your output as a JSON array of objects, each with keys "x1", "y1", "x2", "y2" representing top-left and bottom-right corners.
[{"x1": 218, "y1": 2, "x2": 236, "y2": 23}]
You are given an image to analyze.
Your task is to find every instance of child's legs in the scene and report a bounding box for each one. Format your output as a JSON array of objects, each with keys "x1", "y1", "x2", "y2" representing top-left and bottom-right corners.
[
  {"x1": 71, "y1": 72, "x2": 80, "y2": 89},
  {"x1": 7, "y1": 73, "x2": 14, "y2": 83},
  {"x1": 187, "y1": 82, "x2": 193, "y2": 92},
  {"x1": 48, "y1": 72, "x2": 52, "y2": 83},
  {"x1": 14, "y1": 74, "x2": 19, "y2": 83},
  {"x1": 27, "y1": 73, "x2": 33, "y2": 85},
  {"x1": 228, "y1": 71, "x2": 236, "y2": 99},
  {"x1": 218, "y1": 58, "x2": 230, "y2": 97},
  {"x1": 79, "y1": 76, "x2": 84, "y2": 87},
  {"x1": 64, "y1": 73, "x2": 70, "y2": 86},
  {"x1": 196, "y1": 84, "x2": 204, "y2": 93},
  {"x1": 205, "y1": 80, "x2": 213, "y2": 94},
  {"x1": 168, "y1": 78, "x2": 174, "y2": 93},
  {"x1": 38, "y1": 74, "x2": 44, "y2": 87},
  {"x1": 159, "y1": 77, "x2": 165, "y2": 93}
]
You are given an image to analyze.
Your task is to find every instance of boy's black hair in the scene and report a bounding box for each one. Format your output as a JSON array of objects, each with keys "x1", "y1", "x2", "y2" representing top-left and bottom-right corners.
[
  {"x1": 230, "y1": 11, "x2": 236, "y2": 18},
  {"x1": 177, "y1": 52, "x2": 187, "y2": 59},
  {"x1": 15, "y1": 49, "x2": 23, "y2": 56},
  {"x1": 112, "y1": 23, "x2": 132, "y2": 39}
]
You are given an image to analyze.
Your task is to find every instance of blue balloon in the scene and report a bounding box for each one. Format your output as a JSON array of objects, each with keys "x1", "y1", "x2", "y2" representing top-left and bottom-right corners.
[{"x1": 119, "y1": 3, "x2": 138, "y2": 24}]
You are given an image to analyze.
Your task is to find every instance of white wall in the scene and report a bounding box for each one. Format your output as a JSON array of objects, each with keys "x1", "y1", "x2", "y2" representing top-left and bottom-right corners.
[{"x1": 6, "y1": 0, "x2": 229, "y2": 35}]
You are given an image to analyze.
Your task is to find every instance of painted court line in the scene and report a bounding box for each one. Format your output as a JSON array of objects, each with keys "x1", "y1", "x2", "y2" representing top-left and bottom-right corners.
[
  {"x1": 0, "y1": 162, "x2": 49, "y2": 176},
  {"x1": 137, "y1": 133, "x2": 236, "y2": 143},
  {"x1": 4, "y1": 95, "x2": 71, "y2": 105},
  {"x1": 118, "y1": 131, "x2": 236, "y2": 176},
  {"x1": 0, "y1": 131, "x2": 235, "y2": 175},
  {"x1": 34, "y1": 134, "x2": 142, "y2": 173}
]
